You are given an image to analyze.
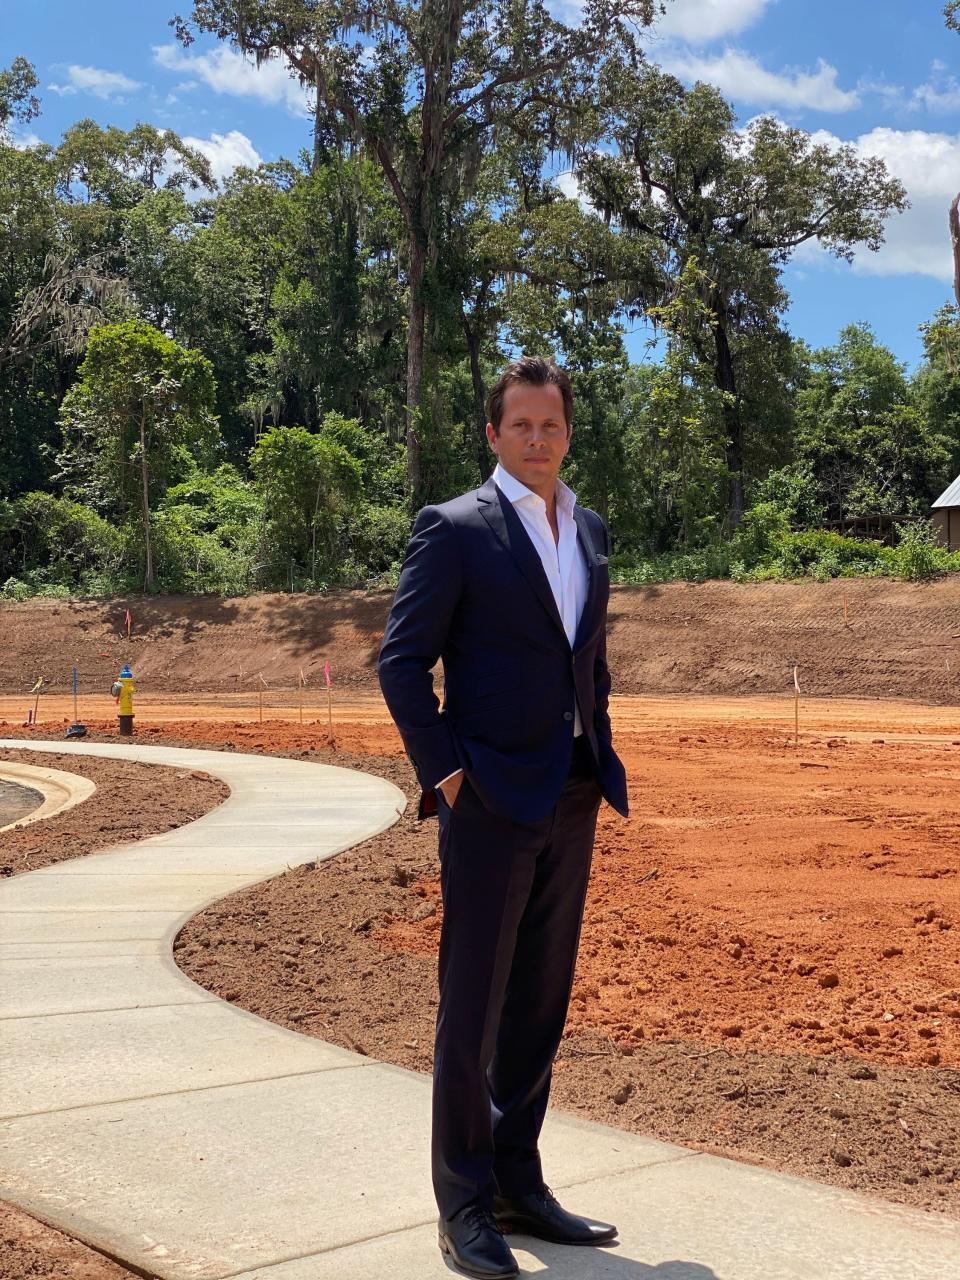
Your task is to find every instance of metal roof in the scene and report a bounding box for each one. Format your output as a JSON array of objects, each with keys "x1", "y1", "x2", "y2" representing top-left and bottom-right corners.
[{"x1": 932, "y1": 473, "x2": 960, "y2": 508}]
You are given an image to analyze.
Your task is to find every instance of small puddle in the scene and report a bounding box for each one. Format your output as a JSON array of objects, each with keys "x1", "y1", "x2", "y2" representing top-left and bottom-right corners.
[{"x1": 0, "y1": 779, "x2": 44, "y2": 827}]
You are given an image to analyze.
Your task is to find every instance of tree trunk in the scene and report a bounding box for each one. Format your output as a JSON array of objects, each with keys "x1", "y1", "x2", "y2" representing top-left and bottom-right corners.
[
  {"x1": 139, "y1": 402, "x2": 154, "y2": 592},
  {"x1": 405, "y1": 234, "x2": 425, "y2": 498},
  {"x1": 951, "y1": 193, "x2": 960, "y2": 308},
  {"x1": 713, "y1": 315, "x2": 745, "y2": 531},
  {"x1": 588, "y1": 378, "x2": 609, "y2": 524},
  {"x1": 462, "y1": 310, "x2": 490, "y2": 483}
]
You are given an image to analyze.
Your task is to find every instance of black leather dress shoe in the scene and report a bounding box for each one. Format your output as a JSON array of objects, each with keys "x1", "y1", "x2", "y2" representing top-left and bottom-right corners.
[
  {"x1": 493, "y1": 1186, "x2": 618, "y2": 1245},
  {"x1": 438, "y1": 1203, "x2": 519, "y2": 1278}
]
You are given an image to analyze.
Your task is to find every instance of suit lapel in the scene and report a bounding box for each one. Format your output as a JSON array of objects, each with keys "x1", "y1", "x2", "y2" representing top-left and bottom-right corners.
[
  {"x1": 477, "y1": 478, "x2": 567, "y2": 643},
  {"x1": 572, "y1": 506, "x2": 599, "y2": 652}
]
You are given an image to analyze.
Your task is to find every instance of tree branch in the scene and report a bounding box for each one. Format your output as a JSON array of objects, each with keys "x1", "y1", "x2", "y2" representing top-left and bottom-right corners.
[
  {"x1": 444, "y1": 57, "x2": 569, "y2": 133},
  {"x1": 289, "y1": 46, "x2": 414, "y2": 232}
]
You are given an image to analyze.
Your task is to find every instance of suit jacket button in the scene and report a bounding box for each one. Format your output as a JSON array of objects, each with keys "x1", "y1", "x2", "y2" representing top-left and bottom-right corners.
[{"x1": 563, "y1": 711, "x2": 573, "y2": 721}]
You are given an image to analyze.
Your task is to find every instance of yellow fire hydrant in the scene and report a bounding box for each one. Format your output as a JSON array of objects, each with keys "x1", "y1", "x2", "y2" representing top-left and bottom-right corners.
[{"x1": 112, "y1": 664, "x2": 135, "y2": 736}]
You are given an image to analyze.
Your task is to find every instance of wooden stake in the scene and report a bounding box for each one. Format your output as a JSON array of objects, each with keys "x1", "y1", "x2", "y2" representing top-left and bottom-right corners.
[
  {"x1": 31, "y1": 676, "x2": 43, "y2": 725},
  {"x1": 327, "y1": 684, "x2": 332, "y2": 736},
  {"x1": 258, "y1": 672, "x2": 267, "y2": 723},
  {"x1": 793, "y1": 665, "x2": 800, "y2": 748}
]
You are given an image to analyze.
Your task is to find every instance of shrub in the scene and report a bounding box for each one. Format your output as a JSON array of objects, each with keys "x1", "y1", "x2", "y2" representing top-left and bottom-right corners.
[
  {"x1": 888, "y1": 519, "x2": 946, "y2": 581},
  {"x1": 1, "y1": 577, "x2": 31, "y2": 601},
  {"x1": 0, "y1": 493, "x2": 125, "y2": 593}
]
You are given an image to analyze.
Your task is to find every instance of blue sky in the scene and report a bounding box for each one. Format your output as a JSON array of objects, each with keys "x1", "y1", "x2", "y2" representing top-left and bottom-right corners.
[{"x1": 6, "y1": 0, "x2": 960, "y2": 371}]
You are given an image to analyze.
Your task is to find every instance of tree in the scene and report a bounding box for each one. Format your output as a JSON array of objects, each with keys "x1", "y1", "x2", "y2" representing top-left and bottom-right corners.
[
  {"x1": 249, "y1": 420, "x2": 362, "y2": 584},
  {"x1": 54, "y1": 119, "x2": 214, "y2": 209},
  {"x1": 579, "y1": 63, "x2": 908, "y2": 529},
  {"x1": 58, "y1": 321, "x2": 220, "y2": 590},
  {"x1": 0, "y1": 56, "x2": 40, "y2": 141},
  {"x1": 173, "y1": 0, "x2": 660, "y2": 498},
  {"x1": 916, "y1": 305, "x2": 960, "y2": 476},
  {"x1": 794, "y1": 323, "x2": 952, "y2": 522}
]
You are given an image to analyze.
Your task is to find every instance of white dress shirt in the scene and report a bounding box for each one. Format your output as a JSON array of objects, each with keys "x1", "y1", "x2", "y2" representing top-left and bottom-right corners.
[{"x1": 437, "y1": 462, "x2": 589, "y2": 788}]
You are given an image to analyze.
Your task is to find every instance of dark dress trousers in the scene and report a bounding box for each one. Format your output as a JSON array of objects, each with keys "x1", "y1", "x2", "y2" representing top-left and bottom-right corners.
[{"x1": 377, "y1": 475, "x2": 628, "y2": 1220}]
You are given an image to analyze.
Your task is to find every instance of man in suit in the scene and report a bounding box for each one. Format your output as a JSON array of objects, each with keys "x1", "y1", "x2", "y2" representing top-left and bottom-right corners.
[{"x1": 378, "y1": 355, "x2": 629, "y2": 1279}]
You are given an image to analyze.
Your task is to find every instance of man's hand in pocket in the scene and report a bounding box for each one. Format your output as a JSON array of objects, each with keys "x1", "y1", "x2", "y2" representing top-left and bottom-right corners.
[{"x1": 438, "y1": 769, "x2": 464, "y2": 807}]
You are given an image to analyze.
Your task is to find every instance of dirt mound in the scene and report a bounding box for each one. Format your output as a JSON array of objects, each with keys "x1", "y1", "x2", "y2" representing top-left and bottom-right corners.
[{"x1": 4, "y1": 577, "x2": 960, "y2": 701}]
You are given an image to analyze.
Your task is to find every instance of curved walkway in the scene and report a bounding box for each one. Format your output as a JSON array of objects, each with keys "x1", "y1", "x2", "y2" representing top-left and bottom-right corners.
[
  {"x1": 0, "y1": 740, "x2": 958, "y2": 1280},
  {"x1": 0, "y1": 758, "x2": 96, "y2": 832}
]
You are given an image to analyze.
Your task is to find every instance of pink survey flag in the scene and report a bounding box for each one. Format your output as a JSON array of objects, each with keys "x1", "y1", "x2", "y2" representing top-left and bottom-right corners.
[{"x1": 324, "y1": 660, "x2": 332, "y2": 688}]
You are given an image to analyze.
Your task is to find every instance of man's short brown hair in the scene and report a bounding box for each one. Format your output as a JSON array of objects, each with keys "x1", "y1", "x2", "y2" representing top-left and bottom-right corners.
[{"x1": 487, "y1": 355, "x2": 574, "y2": 435}]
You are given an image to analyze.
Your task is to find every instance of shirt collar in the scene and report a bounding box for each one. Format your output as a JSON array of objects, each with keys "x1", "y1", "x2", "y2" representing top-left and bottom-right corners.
[{"x1": 492, "y1": 461, "x2": 577, "y2": 516}]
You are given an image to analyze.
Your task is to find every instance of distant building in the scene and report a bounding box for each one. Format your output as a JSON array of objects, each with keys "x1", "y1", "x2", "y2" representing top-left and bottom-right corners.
[{"x1": 932, "y1": 474, "x2": 960, "y2": 551}]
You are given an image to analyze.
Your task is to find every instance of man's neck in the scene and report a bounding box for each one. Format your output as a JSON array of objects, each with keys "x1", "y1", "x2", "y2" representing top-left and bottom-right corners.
[{"x1": 496, "y1": 461, "x2": 558, "y2": 518}]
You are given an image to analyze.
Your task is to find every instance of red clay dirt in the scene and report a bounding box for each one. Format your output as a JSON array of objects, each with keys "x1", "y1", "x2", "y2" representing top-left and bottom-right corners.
[
  {"x1": 4, "y1": 570, "x2": 960, "y2": 1277},
  {"x1": 1, "y1": 703, "x2": 959, "y2": 1280},
  {"x1": 112, "y1": 714, "x2": 958, "y2": 1072},
  {"x1": 154, "y1": 713, "x2": 960, "y2": 1217},
  {"x1": 4, "y1": 576, "x2": 960, "y2": 703}
]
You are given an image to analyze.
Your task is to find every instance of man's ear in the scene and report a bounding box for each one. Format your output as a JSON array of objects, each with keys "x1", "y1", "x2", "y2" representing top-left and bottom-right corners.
[{"x1": 485, "y1": 422, "x2": 498, "y2": 452}]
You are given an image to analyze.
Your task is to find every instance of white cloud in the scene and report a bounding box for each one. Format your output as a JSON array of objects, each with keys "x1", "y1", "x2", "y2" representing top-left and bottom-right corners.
[
  {"x1": 554, "y1": 169, "x2": 593, "y2": 212},
  {"x1": 48, "y1": 65, "x2": 141, "y2": 100},
  {"x1": 153, "y1": 44, "x2": 311, "y2": 117},
  {"x1": 10, "y1": 130, "x2": 45, "y2": 150},
  {"x1": 853, "y1": 63, "x2": 960, "y2": 115},
  {"x1": 659, "y1": 47, "x2": 859, "y2": 113},
  {"x1": 655, "y1": 0, "x2": 774, "y2": 43},
  {"x1": 181, "y1": 129, "x2": 262, "y2": 187},
  {"x1": 908, "y1": 61, "x2": 960, "y2": 113},
  {"x1": 793, "y1": 125, "x2": 960, "y2": 281}
]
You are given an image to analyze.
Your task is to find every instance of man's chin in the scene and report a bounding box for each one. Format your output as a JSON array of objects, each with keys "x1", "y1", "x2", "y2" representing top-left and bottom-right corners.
[{"x1": 518, "y1": 463, "x2": 555, "y2": 485}]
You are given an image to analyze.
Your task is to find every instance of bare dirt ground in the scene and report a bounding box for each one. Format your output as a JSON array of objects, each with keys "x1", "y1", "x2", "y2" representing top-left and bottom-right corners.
[
  {"x1": 4, "y1": 708, "x2": 958, "y2": 1227},
  {"x1": 155, "y1": 716, "x2": 960, "y2": 1221},
  {"x1": 4, "y1": 576, "x2": 960, "y2": 703},
  {"x1": 3, "y1": 573, "x2": 960, "y2": 1276}
]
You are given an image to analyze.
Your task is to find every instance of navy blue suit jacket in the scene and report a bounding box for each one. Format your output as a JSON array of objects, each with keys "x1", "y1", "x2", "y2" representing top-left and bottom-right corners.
[{"x1": 377, "y1": 475, "x2": 629, "y2": 824}]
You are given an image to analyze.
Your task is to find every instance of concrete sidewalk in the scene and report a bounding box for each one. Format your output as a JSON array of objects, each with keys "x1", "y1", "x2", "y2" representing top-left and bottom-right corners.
[{"x1": 1, "y1": 739, "x2": 958, "y2": 1280}]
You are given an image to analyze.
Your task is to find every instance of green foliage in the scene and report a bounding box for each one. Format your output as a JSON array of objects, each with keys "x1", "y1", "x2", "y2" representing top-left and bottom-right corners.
[
  {"x1": 159, "y1": 463, "x2": 261, "y2": 592},
  {"x1": 578, "y1": 61, "x2": 908, "y2": 528},
  {"x1": 145, "y1": 508, "x2": 256, "y2": 595},
  {"x1": 751, "y1": 461, "x2": 825, "y2": 526},
  {"x1": 888, "y1": 519, "x2": 947, "y2": 581},
  {"x1": 250, "y1": 422, "x2": 363, "y2": 585},
  {"x1": 794, "y1": 323, "x2": 953, "y2": 521},
  {"x1": 0, "y1": 491, "x2": 123, "y2": 593},
  {"x1": 336, "y1": 504, "x2": 412, "y2": 586},
  {"x1": 58, "y1": 320, "x2": 220, "y2": 518},
  {"x1": 3, "y1": 37, "x2": 959, "y2": 600},
  {"x1": 0, "y1": 56, "x2": 40, "y2": 140},
  {"x1": 610, "y1": 510, "x2": 960, "y2": 585},
  {"x1": 916, "y1": 305, "x2": 960, "y2": 477}
]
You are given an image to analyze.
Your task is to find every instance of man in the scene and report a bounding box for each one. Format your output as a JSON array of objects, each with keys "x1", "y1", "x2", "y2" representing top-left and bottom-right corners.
[{"x1": 378, "y1": 355, "x2": 628, "y2": 1279}]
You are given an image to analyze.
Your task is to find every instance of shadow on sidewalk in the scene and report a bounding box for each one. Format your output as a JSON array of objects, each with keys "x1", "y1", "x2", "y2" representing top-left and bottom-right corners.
[{"x1": 444, "y1": 1247, "x2": 718, "y2": 1279}]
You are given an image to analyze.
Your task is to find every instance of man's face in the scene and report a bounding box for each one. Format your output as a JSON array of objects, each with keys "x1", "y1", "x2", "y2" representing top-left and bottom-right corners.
[{"x1": 485, "y1": 382, "x2": 571, "y2": 499}]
